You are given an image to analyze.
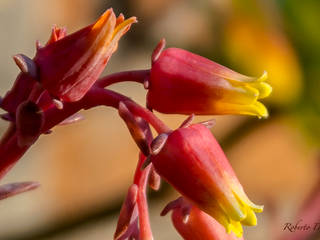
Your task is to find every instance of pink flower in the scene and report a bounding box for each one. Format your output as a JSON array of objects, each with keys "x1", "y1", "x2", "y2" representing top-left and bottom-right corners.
[
  {"x1": 147, "y1": 43, "x2": 271, "y2": 118},
  {"x1": 149, "y1": 123, "x2": 263, "y2": 237}
]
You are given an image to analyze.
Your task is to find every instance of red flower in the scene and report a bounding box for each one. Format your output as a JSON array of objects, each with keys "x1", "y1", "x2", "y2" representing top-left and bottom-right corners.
[
  {"x1": 34, "y1": 9, "x2": 136, "y2": 102},
  {"x1": 147, "y1": 42, "x2": 271, "y2": 118},
  {"x1": 149, "y1": 123, "x2": 263, "y2": 237}
]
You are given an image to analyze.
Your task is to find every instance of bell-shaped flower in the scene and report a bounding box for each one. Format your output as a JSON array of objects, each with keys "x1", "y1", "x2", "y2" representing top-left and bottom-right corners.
[
  {"x1": 147, "y1": 43, "x2": 271, "y2": 118},
  {"x1": 149, "y1": 123, "x2": 263, "y2": 237},
  {"x1": 34, "y1": 9, "x2": 136, "y2": 102},
  {"x1": 161, "y1": 197, "x2": 243, "y2": 240}
]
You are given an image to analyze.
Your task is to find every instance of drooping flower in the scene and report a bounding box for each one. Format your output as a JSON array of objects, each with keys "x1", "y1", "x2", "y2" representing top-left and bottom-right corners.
[
  {"x1": 161, "y1": 197, "x2": 243, "y2": 240},
  {"x1": 34, "y1": 8, "x2": 136, "y2": 102},
  {"x1": 149, "y1": 123, "x2": 263, "y2": 237},
  {"x1": 147, "y1": 42, "x2": 271, "y2": 118}
]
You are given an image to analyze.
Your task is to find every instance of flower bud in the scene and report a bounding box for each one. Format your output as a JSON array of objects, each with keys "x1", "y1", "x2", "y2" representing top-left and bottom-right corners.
[
  {"x1": 150, "y1": 123, "x2": 263, "y2": 237},
  {"x1": 35, "y1": 9, "x2": 136, "y2": 102},
  {"x1": 147, "y1": 46, "x2": 271, "y2": 118}
]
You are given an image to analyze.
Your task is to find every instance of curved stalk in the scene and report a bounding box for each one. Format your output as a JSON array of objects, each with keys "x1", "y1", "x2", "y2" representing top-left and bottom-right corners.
[{"x1": 95, "y1": 70, "x2": 150, "y2": 88}]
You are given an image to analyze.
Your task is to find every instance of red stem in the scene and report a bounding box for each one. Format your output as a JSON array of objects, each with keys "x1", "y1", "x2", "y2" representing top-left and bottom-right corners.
[
  {"x1": 80, "y1": 87, "x2": 170, "y2": 134},
  {"x1": 132, "y1": 117, "x2": 154, "y2": 240},
  {"x1": 0, "y1": 85, "x2": 168, "y2": 181},
  {"x1": 95, "y1": 70, "x2": 150, "y2": 88},
  {"x1": 0, "y1": 133, "x2": 28, "y2": 180},
  {"x1": 124, "y1": 101, "x2": 171, "y2": 134},
  {"x1": 0, "y1": 123, "x2": 16, "y2": 148},
  {"x1": 134, "y1": 154, "x2": 153, "y2": 240}
]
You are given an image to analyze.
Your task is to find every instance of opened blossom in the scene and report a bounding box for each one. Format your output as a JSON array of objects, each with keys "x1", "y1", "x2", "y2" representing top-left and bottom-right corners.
[
  {"x1": 147, "y1": 43, "x2": 272, "y2": 118},
  {"x1": 34, "y1": 8, "x2": 136, "y2": 102},
  {"x1": 149, "y1": 123, "x2": 263, "y2": 237}
]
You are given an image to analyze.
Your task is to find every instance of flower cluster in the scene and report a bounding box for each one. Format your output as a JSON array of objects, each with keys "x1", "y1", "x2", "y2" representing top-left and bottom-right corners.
[{"x1": 0, "y1": 8, "x2": 271, "y2": 239}]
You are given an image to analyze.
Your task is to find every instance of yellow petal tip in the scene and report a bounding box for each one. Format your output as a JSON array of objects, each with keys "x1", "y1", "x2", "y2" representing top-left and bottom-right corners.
[
  {"x1": 258, "y1": 70, "x2": 268, "y2": 82},
  {"x1": 258, "y1": 82, "x2": 272, "y2": 99}
]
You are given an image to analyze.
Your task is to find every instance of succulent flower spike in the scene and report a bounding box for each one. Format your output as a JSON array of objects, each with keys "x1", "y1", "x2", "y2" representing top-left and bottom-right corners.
[
  {"x1": 149, "y1": 123, "x2": 263, "y2": 237},
  {"x1": 147, "y1": 42, "x2": 272, "y2": 118},
  {"x1": 35, "y1": 9, "x2": 137, "y2": 102},
  {"x1": 162, "y1": 197, "x2": 243, "y2": 240}
]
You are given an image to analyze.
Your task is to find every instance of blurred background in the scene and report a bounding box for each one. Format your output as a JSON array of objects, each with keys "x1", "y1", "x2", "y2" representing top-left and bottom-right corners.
[{"x1": 0, "y1": 0, "x2": 319, "y2": 239}]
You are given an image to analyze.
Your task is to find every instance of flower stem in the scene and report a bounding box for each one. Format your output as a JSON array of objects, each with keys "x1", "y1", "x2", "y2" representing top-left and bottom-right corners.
[
  {"x1": 95, "y1": 70, "x2": 150, "y2": 88},
  {"x1": 124, "y1": 101, "x2": 171, "y2": 134},
  {"x1": 0, "y1": 133, "x2": 28, "y2": 179},
  {"x1": 83, "y1": 87, "x2": 171, "y2": 134},
  {"x1": 133, "y1": 119, "x2": 153, "y2": 240},
  {"x1": 0, "y1": 85, "x2": 169, "y2": 181}
]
